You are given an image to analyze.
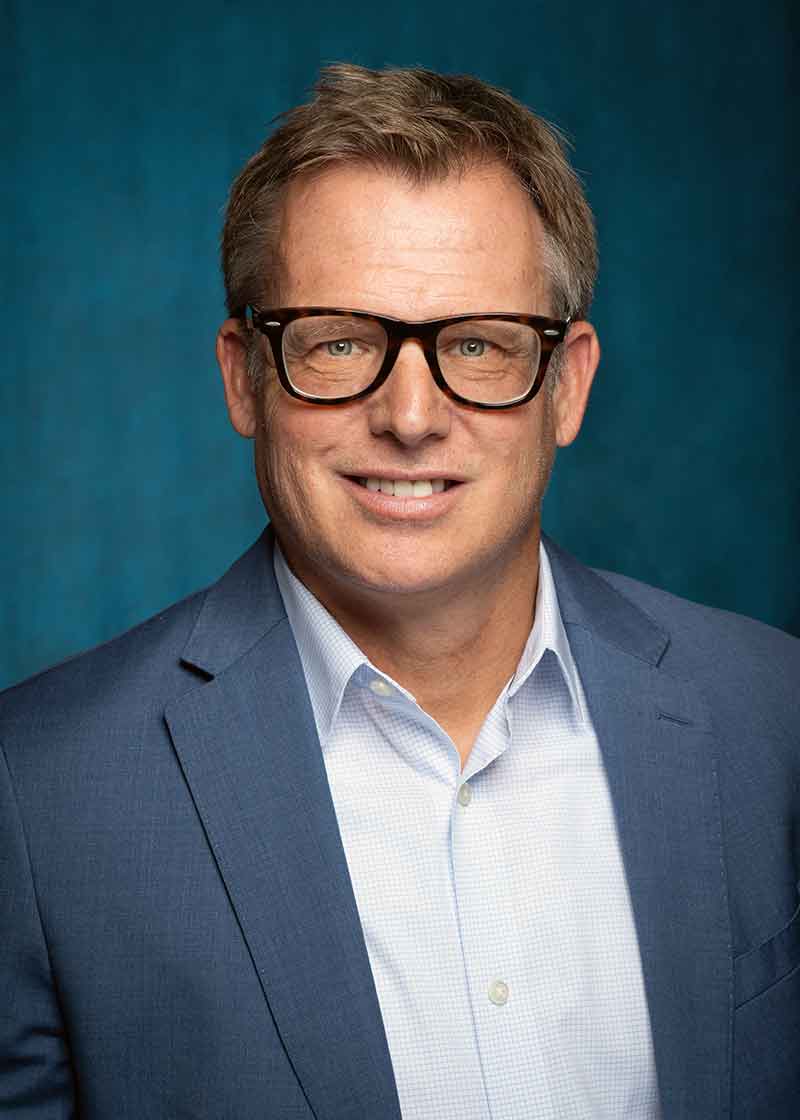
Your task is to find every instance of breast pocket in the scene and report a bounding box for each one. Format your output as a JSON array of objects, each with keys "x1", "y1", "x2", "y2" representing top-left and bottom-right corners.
[
  {"x1": 732, "y1": 899, "x2": 800, "y2": 1119},
  {"x1": 734, "y1": 897, "x2": 800, "y2": 1009}
]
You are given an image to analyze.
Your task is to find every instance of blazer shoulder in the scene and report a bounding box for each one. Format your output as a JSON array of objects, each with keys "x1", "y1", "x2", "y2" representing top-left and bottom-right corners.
[
  {"x1": 0, "y1": 585, "x2": 209, "y2": 752},
  {"x1": 592, "y1": 566, "x2": 799, "y2": 739},
  {"x1": 0, "y1": 531, "x2": 278, "y2": 780},
  {"x1": 593, "y1": 566, "x2": 798, "y2": 660}
]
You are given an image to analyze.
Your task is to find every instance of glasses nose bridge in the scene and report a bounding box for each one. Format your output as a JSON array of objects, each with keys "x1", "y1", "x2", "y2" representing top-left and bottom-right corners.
[{"x1": 385, "y1": 320, "x2": 439, "y2": 381}]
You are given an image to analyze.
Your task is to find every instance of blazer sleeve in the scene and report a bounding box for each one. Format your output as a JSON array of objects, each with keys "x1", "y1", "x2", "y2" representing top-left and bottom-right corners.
[{"x1": 0, "y1": 742, "x2": 75, "y2": 1115}]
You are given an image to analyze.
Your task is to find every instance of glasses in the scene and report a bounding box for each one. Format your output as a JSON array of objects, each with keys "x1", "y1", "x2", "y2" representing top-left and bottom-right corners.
[{"x1": 246, "y1": 306, "x2": 571, "y2": 410}]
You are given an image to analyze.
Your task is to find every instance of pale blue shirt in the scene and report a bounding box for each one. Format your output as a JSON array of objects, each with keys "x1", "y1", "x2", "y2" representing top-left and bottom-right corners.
[{"x1": 274, "y1": 540, "x2": 662, "y2": 1119}]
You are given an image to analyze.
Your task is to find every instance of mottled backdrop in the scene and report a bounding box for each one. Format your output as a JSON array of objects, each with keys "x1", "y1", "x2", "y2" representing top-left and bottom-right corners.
[{"x1": 2, "y1": 0, "x2": 797, "y2": 688}]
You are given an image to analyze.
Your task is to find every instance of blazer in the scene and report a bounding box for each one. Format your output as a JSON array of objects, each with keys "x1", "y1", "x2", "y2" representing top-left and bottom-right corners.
[{"x1": 1, "y1": 528, "x2": 798, "y2": 1118}]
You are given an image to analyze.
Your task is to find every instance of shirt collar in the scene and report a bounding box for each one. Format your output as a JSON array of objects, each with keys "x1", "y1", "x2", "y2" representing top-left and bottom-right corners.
[
  {"x1": 274, "y1": 537, "x2": 586, "y2": 747},
  {"x1": 273, "y1": 543, "x2": 368, "y2": 745},
  {"x1": 507, "y1": 540, "x2": 587, "y2": 723}
]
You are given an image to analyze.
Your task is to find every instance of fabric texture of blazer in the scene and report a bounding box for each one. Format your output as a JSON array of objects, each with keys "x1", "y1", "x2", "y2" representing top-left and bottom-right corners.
[{"x1": 1, "y1": 527, "x2": 798, "y2": 1118}]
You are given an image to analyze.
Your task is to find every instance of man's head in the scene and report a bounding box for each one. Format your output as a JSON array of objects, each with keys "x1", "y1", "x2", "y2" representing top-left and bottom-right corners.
[{"x1": 216, "y1": 64, "x2": 600, "y2": 615}]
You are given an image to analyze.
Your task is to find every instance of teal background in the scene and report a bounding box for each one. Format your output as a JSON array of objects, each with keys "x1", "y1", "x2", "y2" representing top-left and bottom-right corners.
[{"x1": 2, "y1": 1, "x2": 797, "y2": 689}]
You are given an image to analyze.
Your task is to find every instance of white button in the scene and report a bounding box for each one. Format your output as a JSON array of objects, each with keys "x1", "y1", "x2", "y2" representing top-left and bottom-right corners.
[
  {"x1": 369, "y1": 678, "x2": 394, "y2": 697},
  {"x1": 488, "y1": 979, "x2": 509, "y2": 1006},
  {"x1": 457, "y1": 783, "x2": 472, "y2": 806}
]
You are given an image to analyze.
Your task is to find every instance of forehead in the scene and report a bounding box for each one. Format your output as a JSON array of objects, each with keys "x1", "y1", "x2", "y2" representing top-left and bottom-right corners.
[{"x1": 274, "y1": 161, "x2": 549, "y2": 317}]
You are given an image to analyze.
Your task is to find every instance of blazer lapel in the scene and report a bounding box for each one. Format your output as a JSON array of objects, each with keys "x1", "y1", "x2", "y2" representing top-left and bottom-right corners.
[
  {"x1": 545, "y1": 536, "x2": 732, "y2": 1118},
  {"x1": 164, "y1": 530, "x2": 401, "y2": 1120}
]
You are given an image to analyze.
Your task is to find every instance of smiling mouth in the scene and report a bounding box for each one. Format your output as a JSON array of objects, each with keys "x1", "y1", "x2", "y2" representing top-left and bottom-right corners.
[{"x1": 348, "y1": 476, "x2": 460, "y2": 497}]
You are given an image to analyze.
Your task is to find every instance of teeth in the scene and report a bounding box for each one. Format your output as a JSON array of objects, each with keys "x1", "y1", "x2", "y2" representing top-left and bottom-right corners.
[{"x1": 363, "y1": 477, "x2": 449, "y2": 496}]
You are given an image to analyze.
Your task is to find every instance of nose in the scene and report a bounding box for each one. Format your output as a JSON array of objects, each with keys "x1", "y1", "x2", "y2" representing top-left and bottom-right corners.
[{"x1": 366, "y1": 339, "x2": 451, "y2": 446}]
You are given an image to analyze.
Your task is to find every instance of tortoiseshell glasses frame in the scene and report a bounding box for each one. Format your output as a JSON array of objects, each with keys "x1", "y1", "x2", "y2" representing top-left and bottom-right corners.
[{"x1": 244, "y1": 306, "x2": 571, "y2": 410}]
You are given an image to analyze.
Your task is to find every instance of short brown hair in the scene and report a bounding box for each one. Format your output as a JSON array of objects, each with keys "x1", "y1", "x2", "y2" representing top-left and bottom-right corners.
[{"x1": 221, "y1": 63, "x2": 597, "y2": 324}]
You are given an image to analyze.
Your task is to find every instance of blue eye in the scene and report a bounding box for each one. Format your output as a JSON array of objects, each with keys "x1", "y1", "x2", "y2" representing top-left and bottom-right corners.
[
  {"x1": 327, "y1": 339, "x2": 353, "y2": 356},
  {"x1": 459, "y1": 338, "x2": 485, "y2": 357}
]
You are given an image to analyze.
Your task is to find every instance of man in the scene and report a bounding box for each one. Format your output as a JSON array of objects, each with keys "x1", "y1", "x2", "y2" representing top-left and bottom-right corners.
[{"x1": 1, "y1": 63, "x2": 797, "y2": 1120}]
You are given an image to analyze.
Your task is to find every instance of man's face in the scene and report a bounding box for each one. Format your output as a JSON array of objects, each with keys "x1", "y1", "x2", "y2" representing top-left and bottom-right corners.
[{"x1": 218, "y1": 162, "x2": 597, "y2": 610}]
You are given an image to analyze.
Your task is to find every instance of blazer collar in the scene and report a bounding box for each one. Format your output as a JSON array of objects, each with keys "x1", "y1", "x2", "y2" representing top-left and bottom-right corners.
[
  {"x1": 179, "y1": 528, "x2": 285, "y2": 677},
  {"x1": 541, "y1": 532, "x2": 670, "y2": 667}
]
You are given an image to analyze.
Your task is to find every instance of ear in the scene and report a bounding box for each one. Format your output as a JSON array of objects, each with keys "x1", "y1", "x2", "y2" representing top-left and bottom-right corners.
[
  {"x1": 551, "y1": 320, "x2": 600, "y2": 448},
  {"x1": 216, "y1": 318, "x2": 259, "y2": 438}
]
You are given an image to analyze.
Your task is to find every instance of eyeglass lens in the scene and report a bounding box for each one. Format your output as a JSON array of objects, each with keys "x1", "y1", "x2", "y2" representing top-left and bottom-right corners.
[{"x1": 281, "y1": 315, "x2": 542, "y2": 405}]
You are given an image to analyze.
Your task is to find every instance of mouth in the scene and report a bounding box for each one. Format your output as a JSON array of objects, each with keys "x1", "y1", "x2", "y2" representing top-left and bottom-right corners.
[
  {"x1": 346, "y1": 476, "x2": 461, "y2": 497},
  {"x1": 341, "y1": 473, "x2": 465, "y2": 522}
]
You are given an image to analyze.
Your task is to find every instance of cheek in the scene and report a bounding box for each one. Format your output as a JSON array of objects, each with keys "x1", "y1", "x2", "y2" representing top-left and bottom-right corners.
[
  {"x1": 255, "y1": 432, "x2": 313, "y2": 539},
  {"x1": 256, "y1": 403, "x2": 340, "y2": 519},
  {"x1": 485, "y1": 412, "x2": 556, "y2": 519},
  {"x1": 254, "y1": 393, "x2": 303, "y2": 518},
  {"x1": 488, "y1": 408, "x2": 554, "y2": 473}
]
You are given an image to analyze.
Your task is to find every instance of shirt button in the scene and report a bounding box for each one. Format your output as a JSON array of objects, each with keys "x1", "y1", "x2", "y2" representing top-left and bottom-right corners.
[
  {"x1": 488, "y1": 979, "x2": 509, "y2": 1006},
  {"x1": 457, "y1": 783, "x2": 472, "y2": 806},
  {"x1": 369, "y1": 678, "x2": 394, "y2": 697}
]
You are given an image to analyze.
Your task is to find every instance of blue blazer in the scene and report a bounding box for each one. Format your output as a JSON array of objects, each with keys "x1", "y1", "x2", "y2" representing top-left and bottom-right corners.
[{"x1": 1, "y1": 529, "x2": 798, "y2": 1118}]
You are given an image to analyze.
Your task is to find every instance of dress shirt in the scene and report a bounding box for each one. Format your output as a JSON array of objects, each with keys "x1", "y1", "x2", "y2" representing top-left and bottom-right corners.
[{"x1": 274, "y1": 540, "x2": 662, "y2": 1119}]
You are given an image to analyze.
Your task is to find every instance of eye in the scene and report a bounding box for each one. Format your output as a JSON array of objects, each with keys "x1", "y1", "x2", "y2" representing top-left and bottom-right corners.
[
  {"x1": 326, "y1": 339, "x2": 354, "y2": 356},
  {"x1": 459, "y1": 338, "x2": 486, "y2": 357}
]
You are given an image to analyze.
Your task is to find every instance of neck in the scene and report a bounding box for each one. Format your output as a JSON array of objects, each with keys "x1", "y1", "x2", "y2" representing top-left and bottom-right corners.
[{"x1": 281, "y1": 531, "x2": 541, "y2": 766}]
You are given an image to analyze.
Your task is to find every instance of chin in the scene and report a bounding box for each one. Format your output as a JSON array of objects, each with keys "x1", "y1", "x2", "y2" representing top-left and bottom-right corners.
[
  {"x1": 338, "y1": 558, "x2": 443, "y2": 596},
  {"x1": 332, "y1": 542, "x2": 482, "y2": 601}
]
